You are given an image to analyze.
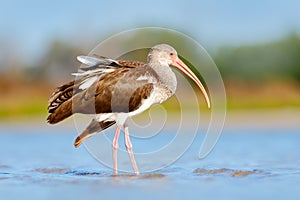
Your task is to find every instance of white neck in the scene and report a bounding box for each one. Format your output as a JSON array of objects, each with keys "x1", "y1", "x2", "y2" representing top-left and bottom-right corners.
[{"x1": 149, "y1": 62, "x2": 177, "y2": 94}]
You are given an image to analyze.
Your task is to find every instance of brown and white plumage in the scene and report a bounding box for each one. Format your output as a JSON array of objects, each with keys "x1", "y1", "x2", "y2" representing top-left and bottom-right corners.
[{"x1": 47, "y1": 44, "x2": 210, "y2": 175}]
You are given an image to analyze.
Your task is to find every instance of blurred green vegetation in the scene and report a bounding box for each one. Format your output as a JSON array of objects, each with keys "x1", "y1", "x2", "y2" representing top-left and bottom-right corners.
[
  {"x1": 0, "y1": 33, "x2": 300, "y2": 119},
  {"x1": 214, "y1": 33, "x2": 300, "y2": 82},
  {"x1": 213, "y1": 33, "x2": 300, "y2": 110}
]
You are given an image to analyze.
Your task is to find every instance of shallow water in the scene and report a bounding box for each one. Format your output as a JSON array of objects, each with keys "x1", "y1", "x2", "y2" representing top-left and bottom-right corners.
[{"x1": 0, "y1": 125, "x2": 300, "y2": 200}]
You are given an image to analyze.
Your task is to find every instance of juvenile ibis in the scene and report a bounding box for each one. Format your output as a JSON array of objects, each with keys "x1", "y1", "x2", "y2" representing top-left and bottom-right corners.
[{"x1": 47, "y1": 44, "x2": 210, "y2": 175}]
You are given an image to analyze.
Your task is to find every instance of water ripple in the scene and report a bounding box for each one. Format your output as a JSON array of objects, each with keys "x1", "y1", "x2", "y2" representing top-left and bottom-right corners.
[{"x1": 193, "y1": 168, "x2": 265, "y2": 177}]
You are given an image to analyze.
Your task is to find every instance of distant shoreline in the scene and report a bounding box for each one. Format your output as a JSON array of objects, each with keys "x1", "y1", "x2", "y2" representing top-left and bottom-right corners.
[{"x1": 1, "y1": 109, "x2": 299, "y2": 131}]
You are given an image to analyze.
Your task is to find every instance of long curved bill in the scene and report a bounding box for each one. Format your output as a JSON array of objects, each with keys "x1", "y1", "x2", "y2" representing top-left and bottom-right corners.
[{"x1": 172, "y1": 57, "x2": 211, "y2": 108}]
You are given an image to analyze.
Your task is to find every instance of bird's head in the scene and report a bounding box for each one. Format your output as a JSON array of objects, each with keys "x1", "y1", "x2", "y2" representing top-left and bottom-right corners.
[{"x1": 148, "y1": 44, "x2": 211, "y2": 108}]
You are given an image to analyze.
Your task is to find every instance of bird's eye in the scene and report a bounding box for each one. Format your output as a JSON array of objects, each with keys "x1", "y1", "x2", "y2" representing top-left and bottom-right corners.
[{"x1": 170, "y1": 53, "x2": 174, "y2": 56}]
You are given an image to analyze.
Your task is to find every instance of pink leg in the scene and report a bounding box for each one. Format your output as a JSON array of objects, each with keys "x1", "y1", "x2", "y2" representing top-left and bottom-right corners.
[
  {"x1": 112, "y1": 126, "x2": 121, "y2": 175},
  {"x1": 124, "y1": 124, "x2": 139, "y2": 175}
]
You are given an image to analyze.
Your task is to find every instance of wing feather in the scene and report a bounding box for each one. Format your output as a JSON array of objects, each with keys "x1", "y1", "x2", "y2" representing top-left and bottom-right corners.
[{"x1": 47, "y1": 55, "x2": 152, "y2": 123}]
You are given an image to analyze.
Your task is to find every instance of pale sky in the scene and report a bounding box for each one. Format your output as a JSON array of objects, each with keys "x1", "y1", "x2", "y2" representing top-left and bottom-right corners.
[{"x1": 0, "y1": 0, "x2": 299, "y2": 64}]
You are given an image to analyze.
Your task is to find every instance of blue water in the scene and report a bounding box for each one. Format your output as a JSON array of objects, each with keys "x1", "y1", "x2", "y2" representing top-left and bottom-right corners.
[{"x1": 0, "y1": 124, "x2": 300, "y2": 200}]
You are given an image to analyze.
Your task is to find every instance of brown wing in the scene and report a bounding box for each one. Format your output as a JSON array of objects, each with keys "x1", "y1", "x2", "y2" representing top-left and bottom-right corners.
[
  {"x1": 46, "y1": 68, "x2": 128, "y2": 124},
  {"x1": 72, "y1": 67, "x2": 155, "y2": 114},
  {"x1": 47, "y1": 64, "x2": 156, "y2": 124}
]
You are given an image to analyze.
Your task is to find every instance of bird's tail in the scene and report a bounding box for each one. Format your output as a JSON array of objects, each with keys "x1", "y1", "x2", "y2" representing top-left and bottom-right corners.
[
  {"x1": 74, "y1": 119, "x2": 116, "y2": 147},
  {"x1": 47, "y1": 104, "x2": 73, "y2": 124},
  {"x1": 47, "y1": 80, "x2": 75, "y2": 124}
]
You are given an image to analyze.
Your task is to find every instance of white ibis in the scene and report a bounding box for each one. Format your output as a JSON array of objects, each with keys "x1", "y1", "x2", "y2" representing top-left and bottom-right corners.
[{"x1": 47, "y1": 44, "x2": 210, "y2": 175}]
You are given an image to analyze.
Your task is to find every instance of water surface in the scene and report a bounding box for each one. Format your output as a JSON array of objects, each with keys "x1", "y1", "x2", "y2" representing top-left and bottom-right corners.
[{"x1": 0, "y1": 124, "x2": 299, "y2": 200}]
